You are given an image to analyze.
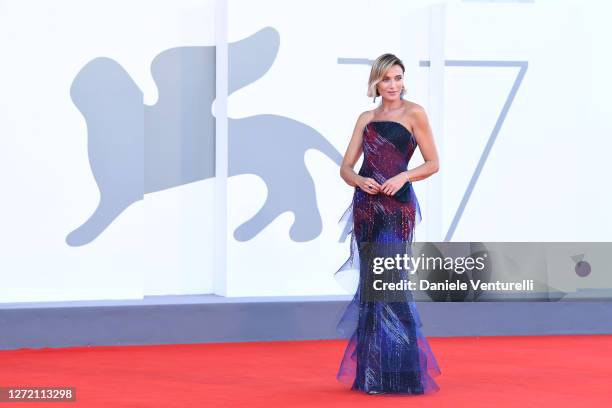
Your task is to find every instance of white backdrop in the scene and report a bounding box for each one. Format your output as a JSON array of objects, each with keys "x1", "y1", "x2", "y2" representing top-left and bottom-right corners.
[
  {"x1": 1, "y1": 0, "x2": 610, "y2": 302},
  {"x1": 0, "y1": 0, "x2": 216, "y2": 302}
]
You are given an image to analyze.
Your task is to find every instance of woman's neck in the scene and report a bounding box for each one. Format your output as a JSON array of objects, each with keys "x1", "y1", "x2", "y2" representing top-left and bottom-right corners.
[{"x1": 379, "y1": 98, "x2": 404, "y2": 113}]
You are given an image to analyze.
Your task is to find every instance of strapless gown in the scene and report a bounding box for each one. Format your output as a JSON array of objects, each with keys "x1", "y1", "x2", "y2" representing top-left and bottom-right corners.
[{"x1": 335, "y1": 120, "x2": 441, "y2": 395}]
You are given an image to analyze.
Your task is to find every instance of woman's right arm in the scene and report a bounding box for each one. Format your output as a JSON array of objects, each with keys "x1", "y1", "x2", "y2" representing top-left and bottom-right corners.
[{"x1": 339, "y1": 112, "x2": 381, "y2": 193}]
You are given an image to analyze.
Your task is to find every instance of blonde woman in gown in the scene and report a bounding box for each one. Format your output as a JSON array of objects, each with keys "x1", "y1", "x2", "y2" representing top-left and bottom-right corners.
[{"x1": 336, "y1": 53, "x2": 442, "y2": 395}]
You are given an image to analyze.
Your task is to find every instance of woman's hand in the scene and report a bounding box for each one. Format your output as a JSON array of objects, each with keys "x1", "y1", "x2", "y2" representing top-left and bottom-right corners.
[
  {"x1": 357, "y1": 176, "x2": 381, "y2": 195},
  {"x1": 380, "y1": 172, "x2": 408, "y2": 196}
]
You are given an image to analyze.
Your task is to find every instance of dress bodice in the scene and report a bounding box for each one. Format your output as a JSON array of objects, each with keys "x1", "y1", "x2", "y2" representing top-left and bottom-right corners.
[{"x1": 358, "y1": 121, "x2": 417, "y2": 185}]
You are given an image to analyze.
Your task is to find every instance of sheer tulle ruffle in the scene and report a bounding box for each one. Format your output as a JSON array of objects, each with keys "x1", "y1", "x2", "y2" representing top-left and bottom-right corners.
[
  {"x1": 334, "y1": 184, "x2": 441, "y2": 395},
  {"x1": 334, "y1": 183, "x2": 421, "y2": 294},
  {"x1": 335, "y1": 292, "x2": 442, "y2": 394}
]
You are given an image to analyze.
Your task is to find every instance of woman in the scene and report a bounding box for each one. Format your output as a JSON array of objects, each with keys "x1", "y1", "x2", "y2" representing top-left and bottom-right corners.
[{"x1": 335, "y1": 53, "x2": 442, "y2": 395}]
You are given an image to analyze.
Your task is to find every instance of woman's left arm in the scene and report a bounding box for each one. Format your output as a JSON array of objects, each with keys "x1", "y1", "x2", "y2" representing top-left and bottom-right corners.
[{"x1": 405, "y1": 105, "x2": 440, "y2": 182}]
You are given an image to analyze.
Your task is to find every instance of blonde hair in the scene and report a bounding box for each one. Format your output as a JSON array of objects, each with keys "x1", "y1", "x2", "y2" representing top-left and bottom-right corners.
[{"x1": 367, "y1": 53, "x2": 406, "y2": 100}]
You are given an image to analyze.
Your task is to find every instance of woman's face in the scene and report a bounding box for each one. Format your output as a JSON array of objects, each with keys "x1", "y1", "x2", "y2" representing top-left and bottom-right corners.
[{"x1": 377, "y1": 64, "x2": 404, "y2": 100}]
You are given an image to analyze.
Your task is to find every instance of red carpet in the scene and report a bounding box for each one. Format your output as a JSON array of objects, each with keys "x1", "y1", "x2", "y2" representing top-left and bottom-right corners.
[{"x1": 1, "y1": 335, "x2": 611, "y2": 407}]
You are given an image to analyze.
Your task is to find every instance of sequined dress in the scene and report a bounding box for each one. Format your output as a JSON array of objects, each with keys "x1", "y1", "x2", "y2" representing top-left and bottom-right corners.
[{"x1": 335, "y1": 120, "x2": 441, "y2": 395}]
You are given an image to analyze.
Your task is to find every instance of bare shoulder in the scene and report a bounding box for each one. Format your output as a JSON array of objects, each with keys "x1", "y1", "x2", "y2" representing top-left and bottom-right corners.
[
  {"x1": 404, "y1": 100, "x2": 427, "y2": 119},
  {"x1": 359, "y1": 109, "x2": 377, "y2": 123},
  {"x1": 353, "y1": 110, "x2": 376, "y2": 128}
]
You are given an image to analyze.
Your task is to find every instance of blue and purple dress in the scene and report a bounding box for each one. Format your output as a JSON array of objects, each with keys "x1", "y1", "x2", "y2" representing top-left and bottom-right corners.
[{"x1": 335, "y1": 120, "x2": 441, "y2": 395}]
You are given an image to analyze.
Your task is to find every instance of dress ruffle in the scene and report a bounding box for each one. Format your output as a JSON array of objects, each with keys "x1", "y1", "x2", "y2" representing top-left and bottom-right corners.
[
  {"x1": 334, "y1": 183, "x2": 422, "y2": 293},
  {"x1": 334, "y1": 185, "x2": 441, "y2": 395}
]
